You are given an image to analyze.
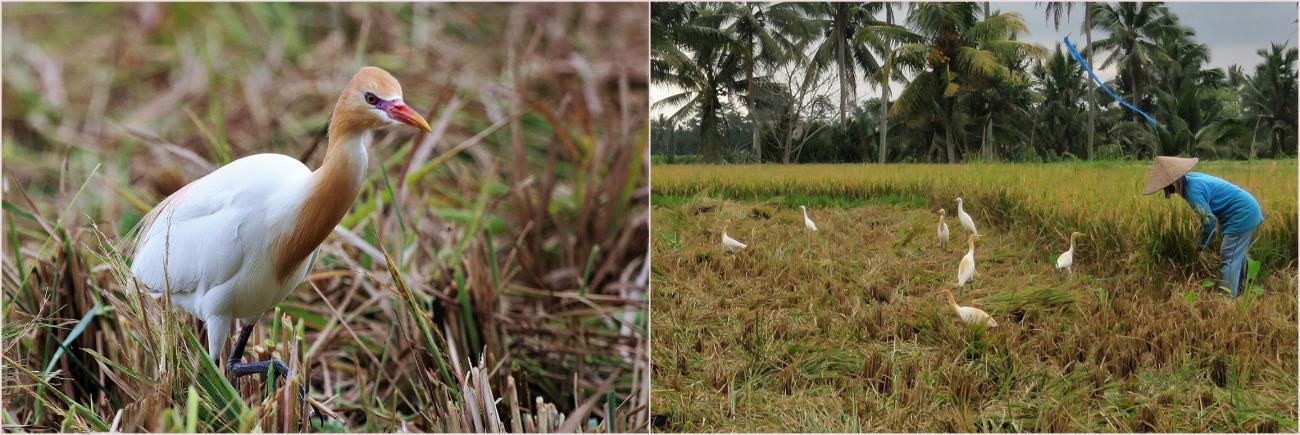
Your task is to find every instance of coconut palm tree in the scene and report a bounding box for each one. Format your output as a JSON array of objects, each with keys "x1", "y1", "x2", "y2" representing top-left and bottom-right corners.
[
  {"x1": 868, "y1": 3, "x2": 920, "y2": 163},
  {"x1": 1242, "y1": 43, "x2": 1299, "y2": 158},
  {"x1": 651, "y1": 3, "x2": 744, "y2": 162},
  {"x1": 715, "y1": 2, "x2": 812, "y2": 162},
  {"x1": 1039, "y1": 1, "x2": 1096, "y2": 160},
  {"x1": 808, "y1": 2, "x2": 894, "y2": 132},
  {"x1": 1088, "y1": 2, "x2": 1178, "y2": 118},
  {"x1": 892, "y1": 2, "x2": 1044, "y2": 163},
  {"x1": 1032, "y1": 44, "x2": 1089, "y2": 158}
]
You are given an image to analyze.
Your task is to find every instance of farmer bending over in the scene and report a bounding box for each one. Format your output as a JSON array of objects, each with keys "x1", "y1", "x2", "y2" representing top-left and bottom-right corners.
[{"x1": 1143, "y1": 156, "x2": 1263, "y2": 298}]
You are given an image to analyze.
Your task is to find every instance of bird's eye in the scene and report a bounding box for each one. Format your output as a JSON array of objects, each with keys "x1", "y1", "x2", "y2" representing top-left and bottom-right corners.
[{"x1": 364, "y1": 92, "x2": 380, "y2": 106}]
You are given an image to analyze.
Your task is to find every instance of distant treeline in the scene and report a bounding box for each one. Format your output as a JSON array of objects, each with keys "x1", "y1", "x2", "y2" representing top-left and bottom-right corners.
[{"x1": 651, "y1": 2, "x2": 1298, "y2": 163}]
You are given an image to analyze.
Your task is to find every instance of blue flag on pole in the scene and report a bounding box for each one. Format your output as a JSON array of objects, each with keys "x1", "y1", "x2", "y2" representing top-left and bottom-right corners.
[{"x1": 1063, "y1": 36, "x2": 1159, "y2": 129}]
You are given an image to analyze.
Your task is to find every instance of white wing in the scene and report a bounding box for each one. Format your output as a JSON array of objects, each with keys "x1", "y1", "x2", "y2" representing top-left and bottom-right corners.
[
  {"x1": 132, "y1": 154, "x2": 310, "y2": 299},
  {"x1": 722, "y1": 233, "x2": 747, "y2": 250},
  {"x1": 939, "y1": 222, "x2": 949, "y2": 241},
  {"x1": 959, "y1": 211, "x2": 977, "y2": 234},
  {"x1": 1056, "y1": 249, "x2": 1073, "y2": 269},
  {"x1": 957, "y1": 252, "x2": 975, "y2": 286},
  {"x1": 958, "y1": 306, "x2": 995, "y2": 327},
  {"x1": 805, "y1": 216, "x2": 817, "y2": 232}
]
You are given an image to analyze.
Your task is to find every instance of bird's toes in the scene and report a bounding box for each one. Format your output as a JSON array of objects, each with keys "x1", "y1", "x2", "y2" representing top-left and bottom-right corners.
[{"x1": 271, "y1": 360, "x2": 290, "y2": 379}]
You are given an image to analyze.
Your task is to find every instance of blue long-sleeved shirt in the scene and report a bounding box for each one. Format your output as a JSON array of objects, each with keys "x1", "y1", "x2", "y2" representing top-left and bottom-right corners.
[{"x1": 1181, "y1": 172, "x2": 1263, "y2": 249}]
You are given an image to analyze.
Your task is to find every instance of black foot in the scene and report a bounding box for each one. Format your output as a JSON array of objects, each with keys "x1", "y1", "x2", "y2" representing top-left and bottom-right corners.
[
  {"x1": 224, "y1": 324, "x2": 325, "y2": 424},
  {"x1": 228, "y1": 360, "x2": 313, "y2": 418}
]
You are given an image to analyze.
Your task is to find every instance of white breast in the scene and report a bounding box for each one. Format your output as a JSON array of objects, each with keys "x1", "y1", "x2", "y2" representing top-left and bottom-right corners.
[
  {"x1": 958, "y1": 251, "x2": 975, "y2": 286},
  {"x1": 131, "y1": 153, "x2": 313, "y2": 320},
  {"x1": 1056, "y1": 249, "x2": 1073, "y2": 269}
]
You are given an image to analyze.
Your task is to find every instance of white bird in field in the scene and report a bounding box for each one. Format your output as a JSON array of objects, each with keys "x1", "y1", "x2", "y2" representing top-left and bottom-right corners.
[
  {"x1": 937, "y1": 208, "x2": 950, "y2": 248},
  {"x1": 1056, "y1": 231, "x2": 1088, "y2": 274},
  {"x1": 800, "y1": 205, "x2": 817, "y2": 232},
  {"x1": 957, "y1": 234, "x2": 981, "y2": 287},
  {"x1": 955, "y1": 197, "x2": 977, "y2": 235},
  {"x1": 720, "y1": 219, "x2": 748, "y2": 251},
  {"x1": 940, "y1": 288, "x2": 997, "y2": 327},
  {"x1": 131, "y1": 67, "x2": 431, "y2": 392}
]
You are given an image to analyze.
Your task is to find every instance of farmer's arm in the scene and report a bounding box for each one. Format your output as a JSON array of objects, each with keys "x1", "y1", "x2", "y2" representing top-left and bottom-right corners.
[{"x1": 1186, "y1": 194, "x2": 1217, "y2": 250}]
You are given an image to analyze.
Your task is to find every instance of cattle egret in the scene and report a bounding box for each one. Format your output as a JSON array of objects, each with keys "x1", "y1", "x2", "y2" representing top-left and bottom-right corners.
[
  {"x1": 937, "y1": 208, "x2": 950, "y2": 248},
  {"x1": 940, "y1": 288, "x2": 997, "y2": 327},
  {"x1": 131, "y1": 67, "x2": 431, "y2": 394},
  {"x1": 1056, "y1": 232, "x2": 1088, "y2": 274},
  {"x1": 800, "y1": 205, "x2": 817, "y2": 232},
  {"x1": 721, "y1": 219, "x2": 748, "y2": 251},
  {"x1": 956, "y1": 197, "x2": 977, "y2": 235},
  {"x1": 957, "y1": 234, "x2": 981, "y2": 287}
]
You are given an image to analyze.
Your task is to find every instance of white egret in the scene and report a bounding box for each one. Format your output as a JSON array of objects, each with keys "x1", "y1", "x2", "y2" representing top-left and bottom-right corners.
[
  {"x1": 937, "y1": 208, "x2": 950, "y2": 248},
  {"x1": 1056, "y1": 231, "x2": 1088, "y2": 274},
  {"x1": 721, "y1": 219, "x2": 748, "y2": 251},
  {"x1": 956, "y1": 197, "x2": 977, "y2": 235},
  {"x1": 940, "y1": 288, "x2": 997, "y2": 327},
  {"x1": 800, "y1": 205, "x2": 817, "y2": 232},
  {"x1": 957, "y1": 234, "x2": 981, "y2": 287},
  {"x1": 131, "y1": 67, "x2": 431, "y2": 393}
]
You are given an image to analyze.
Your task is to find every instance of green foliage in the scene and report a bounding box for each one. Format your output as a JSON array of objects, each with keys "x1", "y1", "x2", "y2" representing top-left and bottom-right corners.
[{"x1": 652, "y1": 1, "x2": 1298, "y2": 164}]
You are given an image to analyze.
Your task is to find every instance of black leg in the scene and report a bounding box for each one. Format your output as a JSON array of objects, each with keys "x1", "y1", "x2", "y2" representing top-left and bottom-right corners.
[
  {"x1": 227, "y1": 323, "x2": 256, "y2": 369},
  {"x1": 224, "y1": 322, "x2": 320, "y2": 423}
]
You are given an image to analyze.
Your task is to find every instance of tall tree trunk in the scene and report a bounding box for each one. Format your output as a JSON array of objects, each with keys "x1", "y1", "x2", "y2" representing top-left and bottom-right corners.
[
  {"x1": 1249, "y1": 116, "x2": 1261, "y2": 160},
  {"x1": 945, "y1": 101, "x2": 956, "y2": 163},
  {"x1": 1129, "y1": 56, "x2": 1140, "y2": 119},
  {"x1": 672, "y1": 125, "x2": 678, "y2": 162},
  {"x1": 945, "y1": 125, "x2": 956, "y2": 164},
  {"x1": 982, "y1": 116, "x2": 993, "y2": 161},
  {"x1": 878, "y1": 85, "x2": 889, "y2": 163},
  {"x1": 700, "y1": 95, "x2": 720, "y2": 162},
  {"x1": 1029, "y1": 116, "x2": 1039, "y2": 157},
  {"x1": 984, "y1": 2, "x2": 990, "y2": 18},
  {"x1": 980, "y1": 113, "x2": 989, "y2": 160},
  {"x1": 1085, "y1": 6, "x2": 1096, "y2": 160},
  {"x1": 837, "y1": 7, "x2": 848, "y2": 130},
  {"x1": 980, "y1": 115, "x2": 995, "y2": 161},
  {"x1": 877, "y1": 7, "x2": 893, "y2": 164},
  {"x1": 747, "y1": 31, "x2": 760, "y2": 163}
]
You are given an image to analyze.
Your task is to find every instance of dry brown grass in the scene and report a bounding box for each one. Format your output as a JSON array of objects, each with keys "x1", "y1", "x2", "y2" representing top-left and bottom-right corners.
[
  {"x1": 3, "y1": 3, "x2": 648, "y2": 432},
  {"x1": 651, "y1": 197, "x2": 1296, "y2": 432}
]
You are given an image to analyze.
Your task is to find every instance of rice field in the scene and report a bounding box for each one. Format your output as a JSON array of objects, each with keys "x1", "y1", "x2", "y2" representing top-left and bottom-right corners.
[
  {"x1": 650, "y1": 161, "x2": 1298, "y2": 432},
  {"x1": 3, "y1": 3, "x2": 649, "y2": 432}
]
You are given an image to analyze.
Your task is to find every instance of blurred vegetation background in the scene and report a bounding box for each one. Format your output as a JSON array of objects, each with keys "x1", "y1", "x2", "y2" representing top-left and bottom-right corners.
[{"x1": 3, "y1": 3, "x2": 648, "y2": 432}]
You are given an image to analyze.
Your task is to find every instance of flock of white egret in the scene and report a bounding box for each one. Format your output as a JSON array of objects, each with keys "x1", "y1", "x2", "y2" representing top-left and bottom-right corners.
[{"x1": 718, "y1": 197, "x2": 1087, "y2": 329}]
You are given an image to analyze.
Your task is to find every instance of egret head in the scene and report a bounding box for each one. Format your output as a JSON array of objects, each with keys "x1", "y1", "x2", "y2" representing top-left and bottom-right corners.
[
  {"x1": 938, "y1": 208, "x2": 946, "y2": 215},
  {"x1": 937, "y1": 288, "x2": 957, "y2": 303},
  {"x1": 1071, "y1": 231, "x2": 1088, "y2": 238},
  {"x1": 332, "y1": 66, "x2": 432, "y2": 136}
]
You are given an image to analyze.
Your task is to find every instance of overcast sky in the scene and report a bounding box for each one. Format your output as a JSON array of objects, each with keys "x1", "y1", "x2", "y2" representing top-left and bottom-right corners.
[{"x1": 651, "y1": 1, "x2": 1299, "y2": 117}]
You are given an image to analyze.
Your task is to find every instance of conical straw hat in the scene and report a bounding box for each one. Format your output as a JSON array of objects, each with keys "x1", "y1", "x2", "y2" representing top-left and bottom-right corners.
[{"x1": 1142, "y1": 156, "x2": 1198, "y2": 195}]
